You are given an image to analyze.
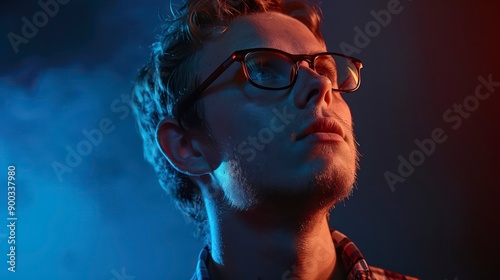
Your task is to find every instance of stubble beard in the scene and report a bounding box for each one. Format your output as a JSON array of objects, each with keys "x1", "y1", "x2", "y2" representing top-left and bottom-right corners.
[{"x1": 217, "y1": 141, "x2": 360, "y2": 214}]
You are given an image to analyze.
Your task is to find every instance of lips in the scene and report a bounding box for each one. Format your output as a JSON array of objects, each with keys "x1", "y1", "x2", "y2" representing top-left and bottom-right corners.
[{"x1": 295, "y1": 118, "x2": 346, "y2": 141}]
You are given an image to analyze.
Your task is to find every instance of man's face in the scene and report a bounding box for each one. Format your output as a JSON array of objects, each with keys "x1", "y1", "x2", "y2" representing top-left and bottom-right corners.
[{"x1": 193, "y1": 12, "x2": 358, "y2": 210}]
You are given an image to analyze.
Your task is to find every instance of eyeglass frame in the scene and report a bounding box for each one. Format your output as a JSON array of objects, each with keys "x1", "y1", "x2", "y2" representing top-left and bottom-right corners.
[{"x1": 175, "y1": 47, "x2": 363, "y2": 124}]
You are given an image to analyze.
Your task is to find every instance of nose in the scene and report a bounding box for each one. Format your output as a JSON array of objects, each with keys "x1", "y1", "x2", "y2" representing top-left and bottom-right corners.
[{"x1": 292, "y1": 61, "x2": 335, "y2": 109}]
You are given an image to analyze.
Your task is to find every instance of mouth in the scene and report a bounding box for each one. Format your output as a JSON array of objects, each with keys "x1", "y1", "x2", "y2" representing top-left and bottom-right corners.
[{"x1": 294, "y1": 118, "x2": 346, "y2": 142}]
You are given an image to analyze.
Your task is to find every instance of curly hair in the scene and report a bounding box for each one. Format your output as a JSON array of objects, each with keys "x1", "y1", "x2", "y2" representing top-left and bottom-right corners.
[{"x1": 132, "y1": 0, "x2": 324, "y2": 243}]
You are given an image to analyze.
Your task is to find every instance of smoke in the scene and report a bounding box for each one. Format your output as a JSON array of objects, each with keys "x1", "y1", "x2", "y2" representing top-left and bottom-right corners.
[{"x1": 1, "y1": 0, "x2": 201, "y2": 279}]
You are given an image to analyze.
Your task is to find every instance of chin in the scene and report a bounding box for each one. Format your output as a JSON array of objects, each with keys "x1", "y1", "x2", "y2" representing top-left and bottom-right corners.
[
  {"x1": 221, "y1": 145, "x2": 359, "y2": 210},
  {"x1": 307, "y1": 151, "x2": 358, "y2": 205},
  {"x1": 313, "y1": 168, "x2": 355, "y2": 203}
]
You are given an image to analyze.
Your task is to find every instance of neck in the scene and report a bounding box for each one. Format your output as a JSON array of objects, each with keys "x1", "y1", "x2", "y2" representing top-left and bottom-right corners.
[{"x1": 204, "y1": 195, "x2": 345, "y2": 280}]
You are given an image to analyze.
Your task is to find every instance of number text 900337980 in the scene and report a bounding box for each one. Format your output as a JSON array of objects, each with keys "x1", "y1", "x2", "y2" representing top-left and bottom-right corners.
[{"x1": 7, "y1": 165, "x2": 17, "y2": 273}]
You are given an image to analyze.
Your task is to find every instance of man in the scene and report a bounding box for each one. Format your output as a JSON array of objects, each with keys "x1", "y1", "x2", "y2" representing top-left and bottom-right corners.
[{"x1": 132, "y1": 0, "x2": 418, "y2": 279}]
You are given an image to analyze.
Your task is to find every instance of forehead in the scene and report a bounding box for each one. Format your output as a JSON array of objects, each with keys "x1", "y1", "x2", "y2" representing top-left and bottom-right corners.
[{"x1": 199, "y1": 12, "x2": 326, "y2": 67}]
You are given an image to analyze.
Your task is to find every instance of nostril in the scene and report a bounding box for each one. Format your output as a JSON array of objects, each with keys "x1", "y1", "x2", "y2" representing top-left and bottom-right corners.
[{"x1": 306, "y1": 89, "x2": 320, "y2": 103}]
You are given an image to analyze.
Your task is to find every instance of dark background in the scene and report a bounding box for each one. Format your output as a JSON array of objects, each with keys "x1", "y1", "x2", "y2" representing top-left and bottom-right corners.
[{"x1": 1, "y1": 0, "x2": 499, "y2": 279}]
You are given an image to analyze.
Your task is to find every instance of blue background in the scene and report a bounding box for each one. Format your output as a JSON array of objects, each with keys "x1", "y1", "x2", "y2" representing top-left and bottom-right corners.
[{"x1": 1, "y1": 0, "x2": 499, "y2": 279}]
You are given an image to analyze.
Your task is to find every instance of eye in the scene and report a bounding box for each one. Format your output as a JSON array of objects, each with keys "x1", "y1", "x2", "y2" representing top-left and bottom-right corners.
[
  {"x1": 314, "y1": 56, "x2": 338, "y2": 85},
  {"x1": 249, "y1": 64, "x2": 285, "y2": 81},
  {"x1": 245, "y1": 51, "x2": 292, "y2": 88}
]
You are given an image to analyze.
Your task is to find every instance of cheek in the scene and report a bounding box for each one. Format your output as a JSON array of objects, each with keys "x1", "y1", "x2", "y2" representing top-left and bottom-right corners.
[{"x1": 202, "y1": 95, "x2": 270, "y2": 152}]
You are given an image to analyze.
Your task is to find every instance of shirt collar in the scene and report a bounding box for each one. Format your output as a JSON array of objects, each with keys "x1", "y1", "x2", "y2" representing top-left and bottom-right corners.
[{"x1": 331, "y1": 229, "x2": 372, "y2": 280}]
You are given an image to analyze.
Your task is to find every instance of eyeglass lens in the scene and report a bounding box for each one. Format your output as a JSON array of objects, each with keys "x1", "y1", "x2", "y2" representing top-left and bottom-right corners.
[
  {"x1": 245, "y1": 51, "x2": 294, "y2": 89},
  {"x1": 243, "y1": 51, "x2": 359, "y2": 91}
]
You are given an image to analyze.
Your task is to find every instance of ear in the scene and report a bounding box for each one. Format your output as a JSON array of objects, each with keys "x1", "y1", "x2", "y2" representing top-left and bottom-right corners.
[{"x1": 156, "y1": 118, "x2": 214, "y2": 176}]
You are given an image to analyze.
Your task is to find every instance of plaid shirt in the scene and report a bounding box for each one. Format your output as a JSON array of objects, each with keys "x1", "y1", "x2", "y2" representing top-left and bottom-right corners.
[{"x1": 191, "y1": 229, "x2": 419, "y2": 280}]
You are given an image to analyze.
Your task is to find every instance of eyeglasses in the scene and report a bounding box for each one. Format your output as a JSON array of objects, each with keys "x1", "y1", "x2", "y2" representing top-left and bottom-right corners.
[{"x1": 176, "y1": 48, "x2": 363, "y2": 123}]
